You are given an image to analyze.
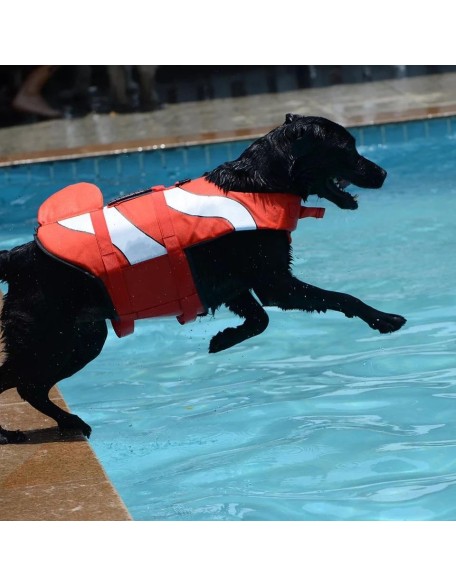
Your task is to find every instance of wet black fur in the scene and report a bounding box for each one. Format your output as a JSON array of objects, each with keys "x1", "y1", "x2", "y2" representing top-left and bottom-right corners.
[{"x1": 0, "y1": 114, "x2": 406, "y2": 443}]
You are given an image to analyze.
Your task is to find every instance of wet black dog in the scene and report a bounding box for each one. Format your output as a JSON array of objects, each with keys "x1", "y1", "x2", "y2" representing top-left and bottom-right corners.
[{"x1": 0, "y1": 114, "x2": 406, "y2": 443}]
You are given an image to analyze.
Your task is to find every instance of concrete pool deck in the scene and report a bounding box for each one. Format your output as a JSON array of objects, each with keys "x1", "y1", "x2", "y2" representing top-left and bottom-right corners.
[
  {"x1": 1, "y1": 71, "x2": 455, "y2": 521},
  {"x1": 0, "y1": 388, "x2": 131, "y2": 520}
]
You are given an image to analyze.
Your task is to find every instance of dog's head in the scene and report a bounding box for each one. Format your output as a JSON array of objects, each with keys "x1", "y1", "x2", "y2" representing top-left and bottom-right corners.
[{"x1": 207, "y1": 114, "x2": 386, "y2": 210}]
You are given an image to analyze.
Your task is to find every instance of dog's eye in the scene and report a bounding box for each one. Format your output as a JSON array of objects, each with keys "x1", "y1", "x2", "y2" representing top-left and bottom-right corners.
[{"x1": 340, "y1": 137, "x2": 357, "y2": 158}]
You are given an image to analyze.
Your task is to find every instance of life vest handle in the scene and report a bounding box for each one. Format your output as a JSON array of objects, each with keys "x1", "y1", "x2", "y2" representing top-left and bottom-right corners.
[{"x1": 299, "y1": 206, "x2": 325, "y2": 219}]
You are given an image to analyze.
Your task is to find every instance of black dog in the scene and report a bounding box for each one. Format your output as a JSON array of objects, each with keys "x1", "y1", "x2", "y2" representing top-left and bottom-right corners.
[{"x1": 0, "y1": 114, "x2": 406, "y2": 443}]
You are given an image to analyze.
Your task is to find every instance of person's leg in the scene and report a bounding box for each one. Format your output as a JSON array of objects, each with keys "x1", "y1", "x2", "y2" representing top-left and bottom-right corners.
[
  {"x1": 136, "y1": 65, "x2": 160, "y2": 111},
  {"x1": 12, "y1": 65, "x2": 62, "y2": 118},
  {"x1": 107, "y1": 65, "x2": 129, "y2": 111}
]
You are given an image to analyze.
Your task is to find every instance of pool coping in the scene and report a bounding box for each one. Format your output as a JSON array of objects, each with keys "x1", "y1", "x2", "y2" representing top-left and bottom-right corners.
[
  {"x1": 0, "y1": 387, "x2": 132, "y2": 520},
  {"x1": 1, "y1": 103, "x2": 455, "y2": 168}
]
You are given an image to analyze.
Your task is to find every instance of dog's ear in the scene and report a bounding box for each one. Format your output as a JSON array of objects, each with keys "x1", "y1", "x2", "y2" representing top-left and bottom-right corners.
[
  {"x1": 292, "y1": 135, "x2": 314, "y2": 158},
  {"x1": 284, "y1": 113, "x2": 300, "y2": 125}
]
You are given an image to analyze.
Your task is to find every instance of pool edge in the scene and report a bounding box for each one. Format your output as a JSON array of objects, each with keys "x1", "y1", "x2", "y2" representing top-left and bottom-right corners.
[
  {"x1": 0, "y1": 386, "x2": 132, "y2": 521},
  {"x1": 1, "y1": 104, "x2": 456, "y2": 168}
]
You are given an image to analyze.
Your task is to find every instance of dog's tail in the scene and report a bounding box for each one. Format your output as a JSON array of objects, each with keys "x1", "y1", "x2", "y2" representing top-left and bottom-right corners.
[
  {"x1": 0, "y1": 250, "x2": 10, "y2": 283},
  {"x1": 0, "y1": 275, "x2": 5, "y2": 368}
]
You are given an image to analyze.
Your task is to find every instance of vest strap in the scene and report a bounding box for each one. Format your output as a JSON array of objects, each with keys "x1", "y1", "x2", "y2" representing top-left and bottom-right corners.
[
  {"x1": 152, "y1": 190, "x2": 203, "y2": 324},
  {"x1": 91, "y1": 209, "x2": 135, "y2": 337},
  {"x1": 299, "y1": 206, "x2": 325, "y2": 219}
]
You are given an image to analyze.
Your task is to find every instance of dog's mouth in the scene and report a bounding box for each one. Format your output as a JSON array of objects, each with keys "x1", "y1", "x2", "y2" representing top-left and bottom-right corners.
[{"x1": 317, "y1": 177, "x2": 358, "y2": 210}]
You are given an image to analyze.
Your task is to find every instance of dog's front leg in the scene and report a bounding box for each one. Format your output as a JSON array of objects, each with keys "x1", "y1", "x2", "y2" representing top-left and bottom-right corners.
[
  {"x1": 209, "y1": 291, "x2": 269, "y2": 353},
  {"x1": 255, "y1": 276, "x2": 406, "y2": 334}
]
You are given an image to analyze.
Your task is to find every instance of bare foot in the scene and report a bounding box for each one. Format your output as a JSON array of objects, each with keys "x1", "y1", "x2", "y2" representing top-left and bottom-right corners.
[{"x1": 12, "y1": 93, "x2": 62, "y2": 118}]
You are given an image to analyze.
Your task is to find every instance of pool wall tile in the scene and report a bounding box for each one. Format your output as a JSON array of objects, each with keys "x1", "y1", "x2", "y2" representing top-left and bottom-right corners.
[
  {"x1": 384, "y1": 123, "x2": 408, "y2": 143},
  {"x1": 183, "y1": 145, "x2": 209, "y2": 176},
  {"x1": 202, "y1": 142, "x2": 231, "y2": 166},
  {"x1": 359, "y1": 124, "x2": 383, "y2": 146},
  {"x1": 96, "y1": 154, "x2": 121, "y2": 179},
  {"x1": 139, "y1": 150, "x2": 160, "y2": 176},
  {"x1": 161, "y1": 147, "x2": 186, "y2": 170},
  {"x1": 2, "y1": 165, "x2": 31, "y2": 185},
  {"x1": 33, "y1": 162, "x2": 56, "y2": 181},
  {"x1": 350, "y1": 127, "x2": 363, "y2": 145},
  {"x1": 427, "y1": 116, "x2": 453, "y2": 137},
  {"x1": 124, "y1": 153, "x2": 144, "y2": 177},
  {"x1": 70, "y1": 157, "x2": 98, "y2": 182},
  {"x1": 50, "y1": 159, "x2": 78, "y2": 182},
  {"x1": 352, "y1": 116, "x2": 455, "y2": 148},
  {"x1": 403, "y1": 120, "x2": 427, "y2": 141}
]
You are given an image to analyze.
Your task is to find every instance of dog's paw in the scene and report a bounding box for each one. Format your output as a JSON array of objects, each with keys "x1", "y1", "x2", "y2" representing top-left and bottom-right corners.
[
  {"x1": 58, "y1": 414, "x2": 92, "y2": 439},
  {"x1": 209, "y1": 328, "x2": 238, "y2": 353},
  {"x1": 370, "y1": 313, "x2": 407, "y2": 334},
  {"x1": 0, "y1": 427, "x2": 28, "y2": 444}
]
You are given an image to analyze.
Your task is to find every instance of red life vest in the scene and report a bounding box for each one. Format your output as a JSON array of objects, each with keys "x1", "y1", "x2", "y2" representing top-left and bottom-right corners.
[{"x1": 35, "y1": 178, "x2": 325, "y2": 337}]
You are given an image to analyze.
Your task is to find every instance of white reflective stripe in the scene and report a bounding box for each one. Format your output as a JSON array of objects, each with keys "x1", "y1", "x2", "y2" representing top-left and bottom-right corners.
[
  {"x1": 58, "y1": 212, "x2": 95, "y2": 234},
  {"x1": 103, "y1": 206, "x2": 166, "y2": 265},
  {"x1": 164, "y1": 186, "x2": 257, "y2": 231}
]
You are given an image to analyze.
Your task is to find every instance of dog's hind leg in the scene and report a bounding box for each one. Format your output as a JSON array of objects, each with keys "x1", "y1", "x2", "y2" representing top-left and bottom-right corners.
[
  {"x1": 1, "y1": 289, "x2": 29, "y2": 443},
  {"x1": 1, "y1": 365, "x2": 28, "y2": 442},
  {"x1": 0, "y1": 426, "x2": 27, "y2": 444},
  {"x1": 255, "y1": 276, "x2": 406, "y2": 334},
  {"x1": 17, "y1": 319, "x2": 108, "y2": 438},
  {"x1": 0, "y1": 361, "x2": 43, "y2": 443},
  {"x1": 2, "y1": 319, "x2": 107, "y2": 442},
  {"x1": 16, "y1": 382, "x2": 92, "y2": 437},
  {"x1": 209, "y1": 291, "x2": 269, "y2": 353}
]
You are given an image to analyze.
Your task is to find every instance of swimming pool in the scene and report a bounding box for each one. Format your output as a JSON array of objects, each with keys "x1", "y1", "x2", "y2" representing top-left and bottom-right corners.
[{"x1": 1, "y1": 117, "x2": 455, "y2": 520}]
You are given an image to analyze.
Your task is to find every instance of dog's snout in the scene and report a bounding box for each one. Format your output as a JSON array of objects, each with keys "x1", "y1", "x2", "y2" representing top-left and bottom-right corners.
[
  {"x1": 350, "y1": 157, "x2": 387, "y2": 189},
  {"x1": 373, "y1": 167, "x2": 387, "y2": 188},
  {"x1": 375, "y1": 166, "x2": 387, "y2": 188}
]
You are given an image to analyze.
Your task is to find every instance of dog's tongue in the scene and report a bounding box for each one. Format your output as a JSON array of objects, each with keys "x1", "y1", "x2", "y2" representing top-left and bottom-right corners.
[{"x1": 338, "y1": 179, "x2": 351, "y2": 189}]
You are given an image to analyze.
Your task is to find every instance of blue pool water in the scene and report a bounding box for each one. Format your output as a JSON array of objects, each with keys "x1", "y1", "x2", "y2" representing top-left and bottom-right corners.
[{"x1": 1, "y1": 118, "x2": 456, "y2": 520}]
